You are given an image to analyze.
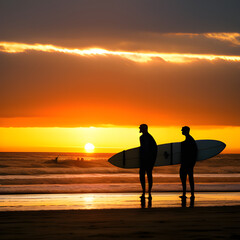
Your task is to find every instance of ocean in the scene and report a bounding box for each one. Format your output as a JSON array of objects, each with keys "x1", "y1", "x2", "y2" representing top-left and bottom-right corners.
[
  {"x1": 0, "y1": 153, "x2": 240, "y2": 210},
  {"x1": 0, "y1": 152, "x2": 240, "y2": 192}
]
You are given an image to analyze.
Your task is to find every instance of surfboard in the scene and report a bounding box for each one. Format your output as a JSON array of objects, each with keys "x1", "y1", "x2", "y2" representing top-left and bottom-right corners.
[{"x1": 108, "y1": 140, "x2": 226, "y2": 169}]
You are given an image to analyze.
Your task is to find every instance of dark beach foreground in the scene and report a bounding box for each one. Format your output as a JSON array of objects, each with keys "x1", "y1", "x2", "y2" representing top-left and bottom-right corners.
[{"x1": 0, "y1": 206, "x2": 239, "y2": 240}]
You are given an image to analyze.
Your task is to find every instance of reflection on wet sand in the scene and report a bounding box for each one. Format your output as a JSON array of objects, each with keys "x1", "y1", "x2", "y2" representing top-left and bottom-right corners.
[
  {"x1": 140, "y1": 196, "x2": 152, "y2": 208},
  {"x1": 179, "y1": 196, "x2": 195, "y2": 208},
  {"x1": 181, "y1": 197, "x2": 187, "y2": 208},
  {"x1": 0, "y1": 192, "x2": 239, "y2": 211}
]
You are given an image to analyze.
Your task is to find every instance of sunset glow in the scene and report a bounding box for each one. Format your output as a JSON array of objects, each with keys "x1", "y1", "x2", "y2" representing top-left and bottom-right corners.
[
  {"x1": 0, "y1": 126, "x2": 239, "y2": 153},
  {"x1": 1, "y1": 3, "x2": 240, "y2": 239},
  {"x1": 1, "y1": 42, "x2": 240, "y2": 63},
  {"x1": 1, "y1": 2, "x2": 240, "y2": 154}
]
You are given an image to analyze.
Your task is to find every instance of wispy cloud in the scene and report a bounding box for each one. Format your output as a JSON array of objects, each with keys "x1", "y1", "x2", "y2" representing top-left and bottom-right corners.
[
  {"x1": 1, "y1": 42, "x2": 240, "y2": 63},
  {"x1": 164, "y1": 32, "x2": 240, "y2": 46},
  {"x1": 204, "y1": 33, "x2": 240, "y2": 46}
]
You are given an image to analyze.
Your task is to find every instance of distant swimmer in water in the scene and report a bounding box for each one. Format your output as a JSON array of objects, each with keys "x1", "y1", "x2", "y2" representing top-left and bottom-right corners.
[
  {"x1": 139, "y1": 124, "x2": 158, "y2": 200},
  {"x1": 179, "y1": 126, "x2": 198, "y2": 200}
]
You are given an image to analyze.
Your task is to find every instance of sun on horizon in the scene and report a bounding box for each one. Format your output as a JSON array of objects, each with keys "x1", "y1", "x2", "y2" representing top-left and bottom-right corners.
[{"x1": 84, "y1": 143, "x2": 95, "y2": 153}]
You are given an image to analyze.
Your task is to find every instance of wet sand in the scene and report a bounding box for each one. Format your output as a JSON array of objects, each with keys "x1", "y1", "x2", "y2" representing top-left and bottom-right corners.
[
  {"x1": 1, "y1": 192, "x2": 240, "y2": 211},
  {"x1": 0, "y1": 206, "x2": 239, "y2": 240}
]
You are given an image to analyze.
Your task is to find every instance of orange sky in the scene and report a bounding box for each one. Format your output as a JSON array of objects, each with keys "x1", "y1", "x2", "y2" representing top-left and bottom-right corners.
[
  {"x1": 1, "y1": 43, "x2": 239, "y2": 126},
  {"x1": 1, "y1": 1, "x2": 240, "y2": 153},
  {"x1": 0, "y1": 126, "x2": 239, "y2": 153}
]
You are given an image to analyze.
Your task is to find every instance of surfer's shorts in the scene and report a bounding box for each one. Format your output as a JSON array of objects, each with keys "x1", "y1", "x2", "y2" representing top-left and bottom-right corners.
[
  {"x1": 140, "y1": 158, "x2": 156, "y2": 170},
  {"x1": 180, "y1": 165, "x2": 194, "y2": 176}
]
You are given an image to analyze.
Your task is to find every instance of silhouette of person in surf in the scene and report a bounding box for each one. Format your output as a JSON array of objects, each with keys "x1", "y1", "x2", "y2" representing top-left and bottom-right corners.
[
  {"x1": 139, "y1": 124, "x2": 157, "y2": 200},
  {"x1": 179, "y1": 126, "x2": 198, "y2": 201}
]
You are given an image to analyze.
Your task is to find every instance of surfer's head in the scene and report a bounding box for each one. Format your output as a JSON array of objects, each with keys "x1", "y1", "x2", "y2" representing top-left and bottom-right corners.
[
  {"x1": 139, "y1": 124, "x2": 148, "y2": 133},
  {"x1": 181, "y1": 126, "x2": 190, "y2": 136}
]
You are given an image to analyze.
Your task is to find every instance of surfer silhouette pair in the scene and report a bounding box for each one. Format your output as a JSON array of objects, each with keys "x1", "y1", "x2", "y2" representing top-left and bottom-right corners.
[{"x1": 139, "y1": 124, "x2": 197, "y2": 202}]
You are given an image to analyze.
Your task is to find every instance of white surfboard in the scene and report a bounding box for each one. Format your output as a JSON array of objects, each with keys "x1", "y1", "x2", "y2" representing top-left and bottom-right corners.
[{"x1": 108, "y1": 140, "x2": 226, "y2": 169}]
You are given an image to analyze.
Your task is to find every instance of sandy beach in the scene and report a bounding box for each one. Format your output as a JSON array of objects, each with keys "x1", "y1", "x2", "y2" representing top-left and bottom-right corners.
[{"x1": 0, "y1": 206, "x2": 239, "y2": 240}]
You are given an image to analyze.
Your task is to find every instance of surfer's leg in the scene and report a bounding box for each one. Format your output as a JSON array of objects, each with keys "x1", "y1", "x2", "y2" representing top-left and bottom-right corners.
[
  {"x1": 188, "y1": 167, "x2": 195, "y2": 197},
  {"x1": 180, "y1": 166, "x2": 187, "y2": 197},
  {"x1": 146, "y1": 168, "x2": 153, "y2": 196},
  {"x1": 139, "y1": 168, "x2": 146, "y2": 196}
]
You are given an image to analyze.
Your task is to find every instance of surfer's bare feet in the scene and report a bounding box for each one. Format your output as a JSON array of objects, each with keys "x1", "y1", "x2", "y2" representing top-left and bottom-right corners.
[
  {"x1": 140, "y1": 194, "x2": 145, "y2": 199},
  {"x1": 179, "y1": 195, "x2": 187, "y2": 199}
]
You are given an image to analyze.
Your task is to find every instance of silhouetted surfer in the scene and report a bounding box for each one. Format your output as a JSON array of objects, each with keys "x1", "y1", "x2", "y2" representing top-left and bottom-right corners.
[
  {"x1": 139, "y1": 124, "x2": 157, "y2": 200},
  {"x1": 179, "y1": 126, "x2": 198, "y2": 200}
]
